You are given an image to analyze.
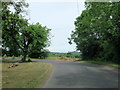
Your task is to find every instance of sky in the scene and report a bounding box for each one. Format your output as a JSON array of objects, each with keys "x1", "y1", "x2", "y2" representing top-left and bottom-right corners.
[{"x1": 26, "y1": 1, "x2": 85, "y2": 52}]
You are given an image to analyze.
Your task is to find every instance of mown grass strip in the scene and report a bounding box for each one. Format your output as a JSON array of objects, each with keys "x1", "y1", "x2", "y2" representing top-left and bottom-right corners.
[
  {"x1": 77, "y1": 60, "x2": 119, "y2": 68},
  {"x1": 2, "y1": 61, "x2": 52, "y2": 88}
]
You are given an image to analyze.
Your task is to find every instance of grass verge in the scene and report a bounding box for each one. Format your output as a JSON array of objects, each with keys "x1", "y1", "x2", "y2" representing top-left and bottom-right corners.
[
  {"x1": 43, "y1": 56, "x2": 119, "y2": 68},
  {"x1": 77, "y1": 60, "x2": 120, "y2": 68},
  {"x1": 2, "y1": 59, "x2": 52, "y2": 88}
]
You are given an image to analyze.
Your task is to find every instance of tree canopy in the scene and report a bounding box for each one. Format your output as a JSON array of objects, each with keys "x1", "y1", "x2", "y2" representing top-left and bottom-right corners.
[
  {"x1": 2, "y1": 0, "x2": 51, "y2": 61},
  {"x1": 69, "y1": 1, "x2": 120, "y2": 63}
]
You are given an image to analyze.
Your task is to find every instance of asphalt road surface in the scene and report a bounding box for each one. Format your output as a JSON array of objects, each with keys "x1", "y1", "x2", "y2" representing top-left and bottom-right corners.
[{"x1": 35, "y1": 60, "x2": 118, "y2": 88}]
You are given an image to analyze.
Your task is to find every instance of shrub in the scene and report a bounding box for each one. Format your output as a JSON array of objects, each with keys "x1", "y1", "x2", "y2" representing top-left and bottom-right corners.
[{"x1": 28, "y1": 58, "x2": 32, "y2": 62}]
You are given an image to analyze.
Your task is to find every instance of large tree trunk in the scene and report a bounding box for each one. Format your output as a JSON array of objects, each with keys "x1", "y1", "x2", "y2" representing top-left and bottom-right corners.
[
  {"x1": 21, "y1": 40, "x2": 30, "y2": 62},
  {"x1": 21, "y1": 47, "x2": 28, "y2": 62},
  {"x1": 21, "y1": 51, "x2": 27, "y2": 62}
]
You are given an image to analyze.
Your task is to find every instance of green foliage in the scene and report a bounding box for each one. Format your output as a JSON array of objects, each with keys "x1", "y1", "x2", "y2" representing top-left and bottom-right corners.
[
  {"x1": 28, "y1": 58, "x2": 32, "y2": 62},
  {"x1": 66, "y1": 52, "x2": 80, "y2": 58},
  {"x1": 49, "y1": 52, "x2": 66, "y2": 57},
  {"x1": 48, "y1": 52, "x2": 80, "y2": 59},
  {"x1": 29, "y1": 49, "x2": 49, "y2": 59},
  {"x1": 2, "y1": 1, "x2": 29, "y2": 60},
  {"x1": 27, "y1": 23, "x2": 51, "y2": 59},
  {"x1": 2, "y1": 1, "x2": 51, "y2": 61},
  {"x1": 12, "y1": 55, "x2": 15, "y2": 59},
  {"x1": 66, "y1": 52, "x2": 72, "y2": 57},
  {"x1": 69, "y1": 1, "x2": 120, "y2": 63}
]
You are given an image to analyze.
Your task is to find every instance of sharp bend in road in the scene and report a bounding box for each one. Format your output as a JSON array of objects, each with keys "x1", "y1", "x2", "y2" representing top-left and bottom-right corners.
[{"x1": 35, "y1": 60, "x2": 118, "y2": 88}]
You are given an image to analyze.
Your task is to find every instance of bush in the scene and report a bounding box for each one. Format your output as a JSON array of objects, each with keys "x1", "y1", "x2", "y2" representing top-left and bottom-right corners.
[
  {"x1": 28, "y1": 58, "x2": 32, "y2": 62},
  {"x1": 29, "y1": 49, "x2": 49, "y2": 59},
  {"x1": 29, "y1": 53, "x2": 40, "y2": 58},
  {"x1": 12, "y1": 55, "x2": 15, "y2": 59}
]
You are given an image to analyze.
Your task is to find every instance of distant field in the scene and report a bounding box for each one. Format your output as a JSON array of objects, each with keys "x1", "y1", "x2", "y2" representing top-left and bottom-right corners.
[
  {"x1": 46, "y1": 56, "x2": 59, "y2": 60},
  {"x1": 2, "y1": 59, "x2": 52, "y2": 88}
]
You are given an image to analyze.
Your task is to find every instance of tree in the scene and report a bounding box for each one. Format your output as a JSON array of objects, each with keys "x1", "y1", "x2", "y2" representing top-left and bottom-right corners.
[
  {"x1": 27, "y1": 23, "x2": 51, "y2": 59},
  {"x1": 2, "y1": 1, "x2": 28, "y2": 59},
  {"x1": 84, "y1": 2, "x2": 120, "y2": 63},
  {"x1": 69, "y1": 1, "x2": 120, "y2": 63},
  {"x1": 29, "y1": 49, "x2": 49, "y2": 59},
  {"x1": 69, "y1": 10, "x2": 101, "y2": 60},
  {"x1": 2, "y1": 1, "x2": 51, "y2": 61},
  {"x1": 66, "y1": 52, "x2": 72, "y2": 58}
]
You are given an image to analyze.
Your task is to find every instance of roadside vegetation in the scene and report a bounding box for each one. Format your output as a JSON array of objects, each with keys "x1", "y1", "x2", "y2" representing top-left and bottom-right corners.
[
  {"x1": 1, "y1": 0, "x2": 51, "y2": 62},
  {"x1": 77, "y1": 60, "x2": 120, "y2": 68},
  {"x1": 47, "y1": 51, "x2": 79, "y2": 59},
  {"x1": 2, "y1": 58, "x2": 52, "y2": 88},
  {"x1": 68, "y1": 2, "x2": 119, "y2": 65},
  {"x1": 46, "y1": 52, "x2": 79, "y2": 61},
  {"x1": 46, "y1": 52, "x2": 119, "y2": 68},
  {"x1": 1, "y1": 0, "x2": 119, "y2": 88},
  {"x1": 1, "y1": 0, "x2": 52, "y2": 88}
]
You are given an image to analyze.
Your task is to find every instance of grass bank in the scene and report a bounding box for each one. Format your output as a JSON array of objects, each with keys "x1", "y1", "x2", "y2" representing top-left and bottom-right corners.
[
  {"x1": 2, "y1": 59, "x2": 52, "y2": 88},
  {"x1": 46, "y1": 56, "x2": 119, "y2": 68},
  {"x1": 77, "y1": 60, "x2": 120, "y2": 68}
]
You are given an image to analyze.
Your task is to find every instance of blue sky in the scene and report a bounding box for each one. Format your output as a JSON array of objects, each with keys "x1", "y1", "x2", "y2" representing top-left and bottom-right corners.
[{"x1": 27, "y1": 2, "x2": 85, "y2": 52}]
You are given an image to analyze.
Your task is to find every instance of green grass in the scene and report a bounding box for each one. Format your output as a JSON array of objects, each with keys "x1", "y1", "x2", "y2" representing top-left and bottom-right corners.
[
  {"x1": 46, "y1": 56, "x2": 60, "y2": 60},
  {"x1": 45, "y1": 56, "x2": 119, "y2": 68},
  {"x1": 77, "y1": 60, "x2": 120, "y2": 68},
  {"x1": 2, "y1": 59, "x2": 52, "y2": 88}
]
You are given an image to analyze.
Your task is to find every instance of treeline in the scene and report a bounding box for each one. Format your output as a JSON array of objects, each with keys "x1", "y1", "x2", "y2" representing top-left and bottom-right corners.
[
  {"x1": 49, "y1": 51, "x2": 80, "y2": 58},
  {"x1": 69, "y1": 1, "x2": 120, "y2": 63},
  {"x1": 1, "y1": 0, "x2": 51, "y2": 62}
]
